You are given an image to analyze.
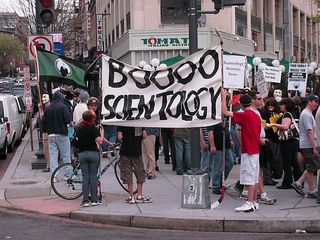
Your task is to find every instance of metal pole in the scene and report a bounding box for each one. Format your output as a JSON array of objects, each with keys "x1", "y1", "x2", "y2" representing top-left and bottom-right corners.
[{"x1": 188, "y1": 0, "x2": 201, "y2": 174}]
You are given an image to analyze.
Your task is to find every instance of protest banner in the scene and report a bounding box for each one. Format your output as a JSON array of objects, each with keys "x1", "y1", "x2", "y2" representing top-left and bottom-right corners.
[{"x1": 101, "y1": 46, "x2": 222, "y2": 127}]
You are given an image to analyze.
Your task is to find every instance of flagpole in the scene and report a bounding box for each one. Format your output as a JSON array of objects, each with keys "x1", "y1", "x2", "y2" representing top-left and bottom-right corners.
[{"x1": 32, "y1": 44, "x2": 46, "y2": 170}]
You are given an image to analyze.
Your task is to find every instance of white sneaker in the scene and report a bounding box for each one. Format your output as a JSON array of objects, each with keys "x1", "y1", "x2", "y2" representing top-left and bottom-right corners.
[
  {"x1": 235, "y1": 201, "x2": 255, "y2": 213},
  {"x1": 260, "y1": 194, "x2": 276, "y2": 205},
  {"x1": 240, "y1": 190, "x2": 248, "y2": 200},
  {"x1": 92, "y1": 201, "x2": 103, "y2": 206},
  {"x1": 253, "y1": 202, "x2": 259, "y2": 211}
]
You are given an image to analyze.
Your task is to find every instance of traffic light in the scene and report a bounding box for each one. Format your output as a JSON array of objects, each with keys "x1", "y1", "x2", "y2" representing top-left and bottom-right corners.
[
  {"x1": 213, "y1": 0, "x2": 246, "y2": 9},
  {"x1": 36, "y1": 0, "x2": 55, "y2": 25}
]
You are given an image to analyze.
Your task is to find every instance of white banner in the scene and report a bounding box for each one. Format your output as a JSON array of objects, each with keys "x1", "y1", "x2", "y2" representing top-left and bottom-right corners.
[
  {"x1": 223, "y1": 55, "x2": 246, "y2": 89},
  {"x1": 101, "y1": 46, "x2": 222, "y2": 127},
  {"x1": 263, "y1": 66, "x2": 281, "y2": 83}
]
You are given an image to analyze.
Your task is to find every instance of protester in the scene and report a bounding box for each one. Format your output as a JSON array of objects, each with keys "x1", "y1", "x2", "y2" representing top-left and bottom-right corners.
[
  {"x1": 260, "y1": 97, "x2": 281, "y2": 185},
  {"x1": 42, "y1": 91, "x2": 72, "y2": 177},
  {"x1": 73, "y1": 91, "x2": 89, "y2": 125},
  {"x1": 207, "y1": 120, "x2": 234, "y2": 194},
  {"x1": 222, "y1": 89, "x2": 261, "y2": 212},
  {"x1": 270, "y1": 98, "x2": 302, "y2": 189},
  {"x1": 142, "y1": 127, "x2": 160, "y2": 180},
  {"x1": 117, "y1": 127, "x2": 152, "y2": 204},
  {"x1": 76, "y1": 110, "x2": 104, "y2": 207},
  {"x1": 174, "y1": 128, "x2": 191, "y2": 175},
  {"x1": 40, "y1": 94, "x2": 51, "y2": 172},
  {"x1": 200, "y1": 127, "x2": 213, "y2": 180},
  {"x1": 161, "y1": 128, "x2": 176, "y2": 171},
  {"x1": 292, "y1": 94, "x2": 319, "y2": 198}
]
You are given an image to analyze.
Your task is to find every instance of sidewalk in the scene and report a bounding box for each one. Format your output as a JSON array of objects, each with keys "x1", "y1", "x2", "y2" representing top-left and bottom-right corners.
[{"x1": 0, "y1": 127, "x2": 320, "y2": 233}]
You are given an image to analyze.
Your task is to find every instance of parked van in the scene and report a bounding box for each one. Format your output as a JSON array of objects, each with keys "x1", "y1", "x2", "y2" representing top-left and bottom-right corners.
[
  {"x1": 0, "y1": 116, "x2": 8, "y2": 159},
  {"x1": 0, "y1": 94, "x2": 25, "y2": 152}
]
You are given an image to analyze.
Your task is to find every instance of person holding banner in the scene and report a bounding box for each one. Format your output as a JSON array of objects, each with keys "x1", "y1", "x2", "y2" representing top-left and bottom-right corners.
[
  {"x1": 117, "y1": 127, "x2": 152, "y2": 204},
  {"x1": 222, "y1": 89, "x2": 261, "y2": 213}
]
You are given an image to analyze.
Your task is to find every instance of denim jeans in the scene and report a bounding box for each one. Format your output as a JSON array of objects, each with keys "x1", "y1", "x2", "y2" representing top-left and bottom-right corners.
[
  {"x1": 79, "y1": 151, "x2": 100, "y2": 203},
  {"x1": 230, "y1": 126, "x2": 241, "y2": 160},
  {"x1": 49, "y1": 135, "x2": 71, "y2": 173},
  {"x1": 174, "y1": 137, "x2": 191, "y2": 174},
  {"x1": 211, "y1": 149, "x2": 234, "y2": 190},
  {"x1": 200, "y1": 147, "x2": 213, "y2": 179}
]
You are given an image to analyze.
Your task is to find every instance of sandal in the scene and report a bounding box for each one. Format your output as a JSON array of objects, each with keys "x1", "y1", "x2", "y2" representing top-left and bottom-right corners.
[{"x1": 42, "y1": 168, "x2": 50, "y2": 172}]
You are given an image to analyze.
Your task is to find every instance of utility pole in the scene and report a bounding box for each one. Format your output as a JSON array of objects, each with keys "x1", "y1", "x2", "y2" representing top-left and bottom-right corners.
[{"x1": 187, "y1": 0, "x2": 246, "y2": 174}]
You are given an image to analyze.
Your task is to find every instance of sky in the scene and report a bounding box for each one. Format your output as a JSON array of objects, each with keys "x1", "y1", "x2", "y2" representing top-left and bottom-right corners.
[{"x1": 0, "y1": 0, "x2": 23, "y2": 16}]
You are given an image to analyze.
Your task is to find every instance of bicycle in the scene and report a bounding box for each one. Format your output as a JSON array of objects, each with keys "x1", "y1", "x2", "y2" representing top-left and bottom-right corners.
[{"x1": 50, "y1": 142, "x2": 137, "y2": 200}]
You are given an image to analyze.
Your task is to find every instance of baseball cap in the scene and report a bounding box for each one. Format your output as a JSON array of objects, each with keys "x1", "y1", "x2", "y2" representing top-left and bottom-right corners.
[
  {"x1": 79, "y1": 91, "x2": 89, "y2": 102},
  {"x1": 306, "y1": 94, "x2": 319, "y2": 102},
  {"x1": 240, "y1": 94, "x2": 252, "y2": 107},
  {"x1": 87, "y1": 97, "x2": 100, "y2": 106}
]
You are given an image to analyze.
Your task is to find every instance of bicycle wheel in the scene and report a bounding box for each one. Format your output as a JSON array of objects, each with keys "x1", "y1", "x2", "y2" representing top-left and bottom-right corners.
[
  {"x1": 114, "y1": 159, "x2": 138, "y2": 194},
  {"x1": 51, "y1": 163, "x2": 83, "y2": 200}
]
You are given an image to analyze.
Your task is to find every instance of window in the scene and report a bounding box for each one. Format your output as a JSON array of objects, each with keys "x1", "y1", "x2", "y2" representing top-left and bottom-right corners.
[
  {"x1": 236, "y1": 24, "x2": 246, "y2": 37},
  {"x1": 0, "y1": 102, "x2": 3, "y2": 119},
  {"x1": 116, "y1": 24, "x2": 119, "y2": 39},
  {"x1": 161, "y1": 0, "x2": 201, "y2": 24},
  {"x1": 112, "y1": 29, "x2": 115, "y2": 43},
  {"x1": 126, "y1": 12, "x2": 131, "y2": 30},
  {"x1": 120, "y1": 19, "x2": 124, "y2": 35}
]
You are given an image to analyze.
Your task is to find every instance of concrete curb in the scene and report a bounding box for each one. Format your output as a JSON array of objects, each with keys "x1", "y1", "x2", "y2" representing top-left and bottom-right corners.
[{"x1": 68, "y1": 211, "x2": 320, "y2": 233}]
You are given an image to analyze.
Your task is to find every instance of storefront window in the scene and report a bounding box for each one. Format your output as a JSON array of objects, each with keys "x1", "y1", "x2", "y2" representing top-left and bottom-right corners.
[{"x1": 161, "y1": 0, "x2": 201, "y2": 24}]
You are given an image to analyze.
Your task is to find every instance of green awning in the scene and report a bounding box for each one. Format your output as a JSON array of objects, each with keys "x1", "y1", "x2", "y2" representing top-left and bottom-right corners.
[{"x1": 160, "y1": 55, "x2": 185, "y2": 66}]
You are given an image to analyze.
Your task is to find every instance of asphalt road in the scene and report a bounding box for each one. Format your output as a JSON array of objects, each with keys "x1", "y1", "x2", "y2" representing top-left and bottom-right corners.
[{"x1": 0, "y1": 208, "x2": 319, "y2": 240}]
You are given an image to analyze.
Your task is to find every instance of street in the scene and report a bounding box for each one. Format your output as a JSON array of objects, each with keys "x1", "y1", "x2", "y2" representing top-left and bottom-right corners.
[{"x1": 0, "y1": 208, "x2": 319, "y2": 240}]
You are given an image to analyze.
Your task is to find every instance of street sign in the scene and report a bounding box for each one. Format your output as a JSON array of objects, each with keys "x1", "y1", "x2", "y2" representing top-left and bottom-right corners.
[
  {"x1": 28, "y1": 35, "x2": 54, "y2": 60},
  {"x1": 23, "y1": 66, "x2": 33, "y2": 113}
]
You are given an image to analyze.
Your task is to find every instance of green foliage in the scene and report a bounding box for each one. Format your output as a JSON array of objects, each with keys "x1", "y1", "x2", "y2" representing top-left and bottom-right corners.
[{"x1": 0, "y1": 34, "x2": 25, "y2": 76}]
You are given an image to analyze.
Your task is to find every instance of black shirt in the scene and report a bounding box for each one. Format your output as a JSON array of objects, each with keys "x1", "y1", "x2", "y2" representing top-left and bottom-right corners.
[
  {"x1": 207, "y1": 122, "x2": 231, "y2": 150},
  {"x1": 118, "y1": 127, "x2": 143, "y2": 157},
  {"x1": 76, "y1": 125, "x2": 100, "y2": 153}
]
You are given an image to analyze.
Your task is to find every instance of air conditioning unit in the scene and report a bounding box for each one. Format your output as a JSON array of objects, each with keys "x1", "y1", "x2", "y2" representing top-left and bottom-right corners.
[{"x1": 292, "y1": 56, "x2": 297, "y2": 62}]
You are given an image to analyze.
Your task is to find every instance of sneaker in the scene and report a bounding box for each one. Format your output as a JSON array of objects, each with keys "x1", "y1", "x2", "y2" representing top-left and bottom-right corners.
[
  {"x1": 92, "y1": 200, "x2": 104, "y2": 206},
  {"x1": 235, "y1": 201, "x2": 255, "y2": 213},
  {"x1": 291, "y1": 182, "x2": 305, "y2": 196},
  {"x1": 240, "y1": 190, "x2": 248, "y2": 200},
  {"x1": 135, "y1": 195, "x2": 153, "y2": 203},
  {"x1": 306, "y1": 192, "x2": 317, "y2": 199},
  {"x1": 80, "y1": 201, "x2": 90, "y2": 207},
  {"x1": 253, "y1": 202, "x2": 259, "y2": 211},
  {"x1": 260, "y1": 194, "x2": 277, "y2": 205},
  {"x1": 147, "y1": 175, "x2": 156, "y2": 180},
  {"x1": 125, "y1": 196, "x2": 135, "y2": 204}
]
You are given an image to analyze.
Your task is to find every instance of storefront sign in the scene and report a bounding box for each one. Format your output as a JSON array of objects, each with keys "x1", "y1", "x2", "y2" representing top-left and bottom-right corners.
[
  {"x1": 141, "y1": 37, "x2": 189, "y2": 48},
  {"x1": 96, "y1": 15, "x2": 103, "y2": 54},
  {"x1": 101, "y1": 46, "x2": 222, "y2": 128}
]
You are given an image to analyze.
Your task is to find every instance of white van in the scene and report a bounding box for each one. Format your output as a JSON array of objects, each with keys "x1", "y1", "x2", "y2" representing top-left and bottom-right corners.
[{"x1": 0, "y1": 94, "x2": 25, "y2": 152}]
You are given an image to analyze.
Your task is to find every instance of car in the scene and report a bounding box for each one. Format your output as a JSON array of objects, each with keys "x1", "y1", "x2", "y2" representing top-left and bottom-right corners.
[{"x1": 0, "y1": 94, "x2": 25, "y2": 152}]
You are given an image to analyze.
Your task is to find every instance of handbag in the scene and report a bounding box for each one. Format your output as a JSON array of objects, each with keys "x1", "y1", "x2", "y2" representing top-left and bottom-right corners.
[{"x1": 277, "y1": 112, "x2": 299, "y2": 141}]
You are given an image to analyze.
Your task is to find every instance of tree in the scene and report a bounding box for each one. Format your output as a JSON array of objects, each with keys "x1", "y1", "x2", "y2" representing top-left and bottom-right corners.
[
  {"x1": 0, "y1": 34, "x2": 24, "y2": 76},
  {"x1": 4, "y1": 0, "x2": 81, "y2": 58}
]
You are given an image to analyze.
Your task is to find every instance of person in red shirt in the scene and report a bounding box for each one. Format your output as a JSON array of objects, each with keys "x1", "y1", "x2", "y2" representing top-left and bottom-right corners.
[{"x1": 221, "y1": 89, "x2": 261, "y2": 213}]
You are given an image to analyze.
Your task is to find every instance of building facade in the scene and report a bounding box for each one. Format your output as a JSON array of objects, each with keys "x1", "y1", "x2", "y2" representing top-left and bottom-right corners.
[{"x1": 80, "y1": 0, "x2": 320, "y2": 65}]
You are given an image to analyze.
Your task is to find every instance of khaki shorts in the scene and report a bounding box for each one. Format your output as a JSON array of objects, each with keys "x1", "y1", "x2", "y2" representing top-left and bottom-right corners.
[
  {"x1": 119, "y1": 155, "x2": 146, "y2": 184},
  {"x1": 301, "y1": 148, "x2": 319, "y2": 173},
  {"x1": 240, "y1": 153, "x2": 260, "y2": 185}
]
